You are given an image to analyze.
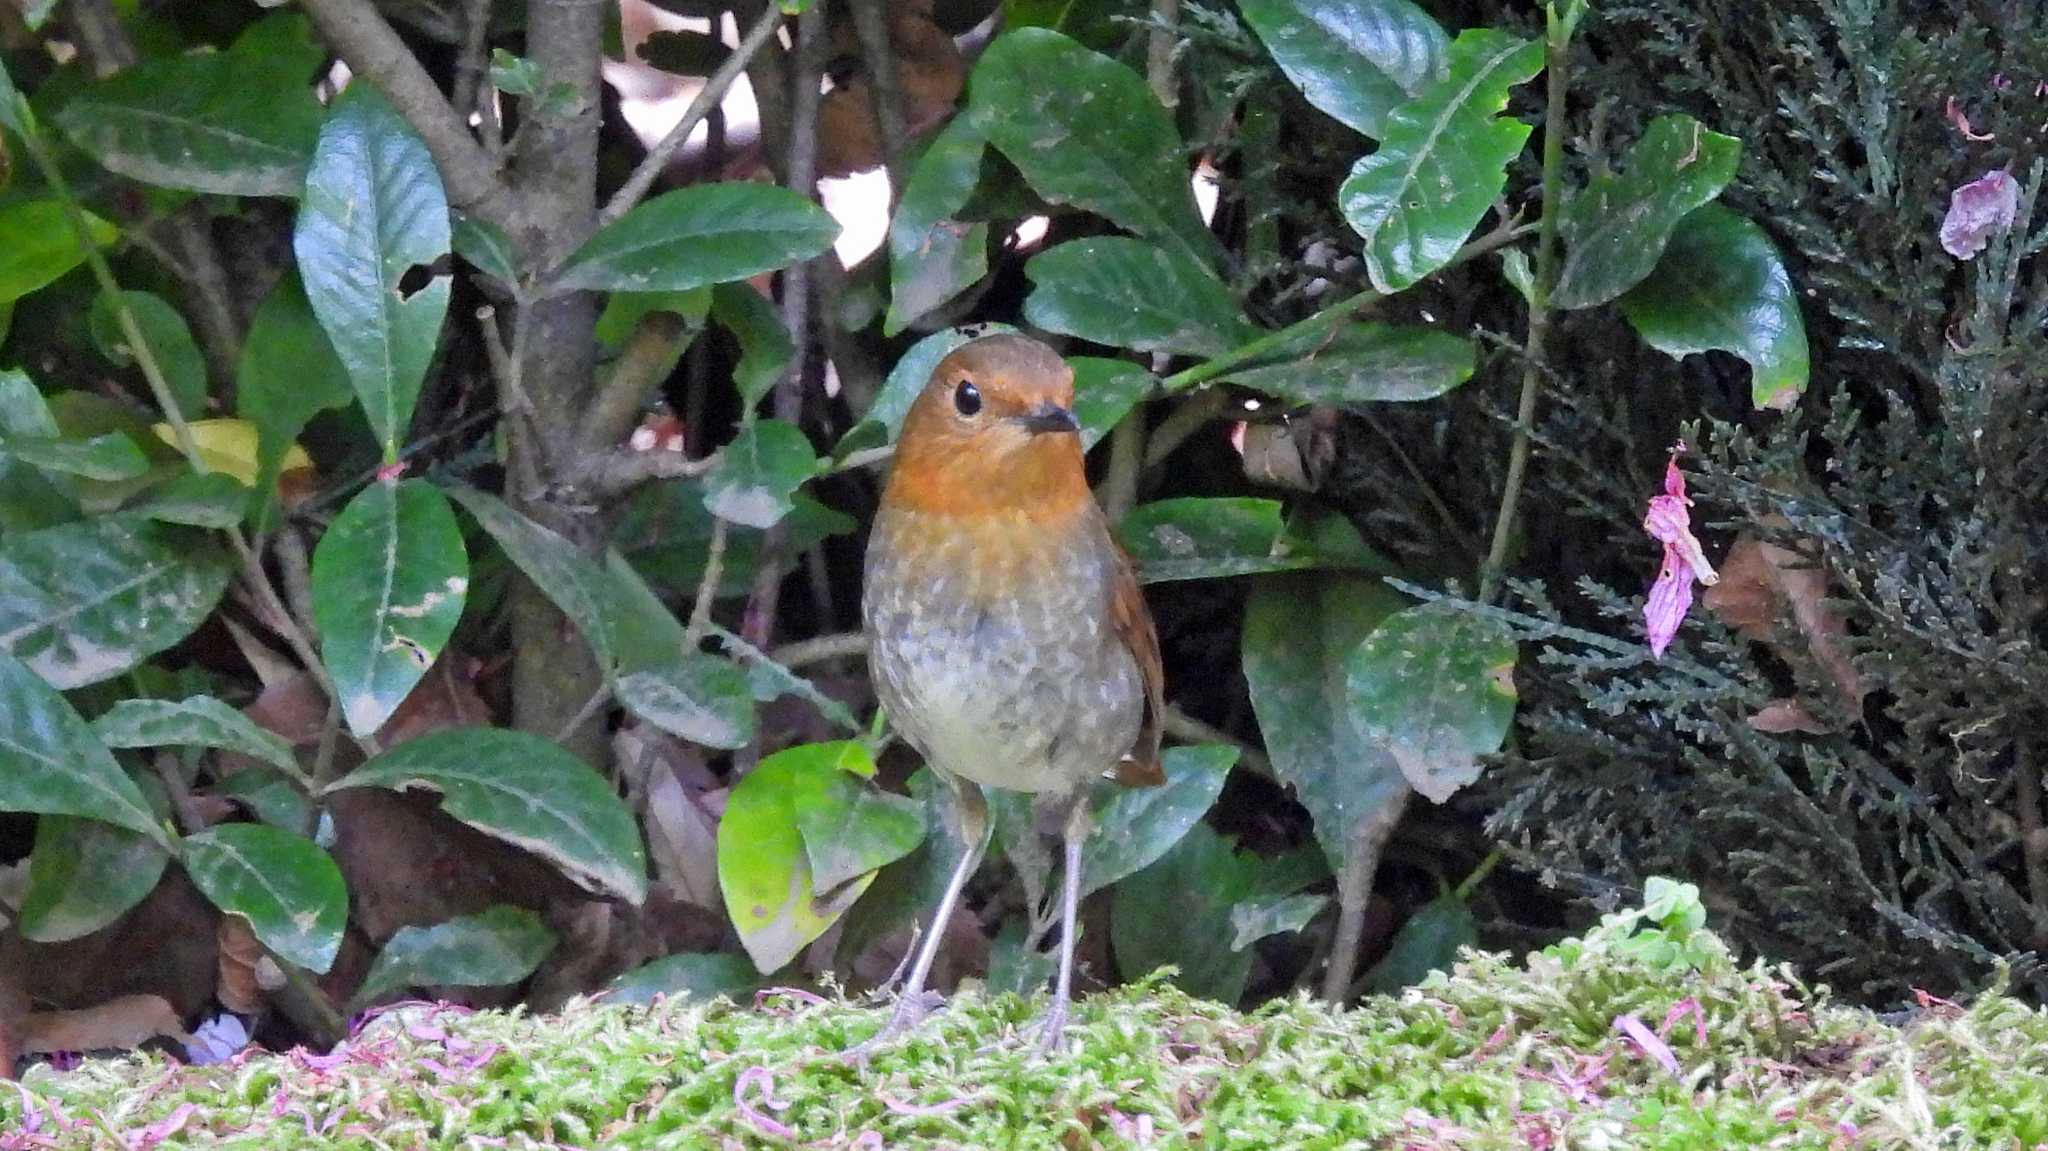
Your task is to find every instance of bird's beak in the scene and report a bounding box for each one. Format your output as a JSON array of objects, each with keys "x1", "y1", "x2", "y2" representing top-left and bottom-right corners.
[{"x1": 1013, "y1": 402, "x2": 1080, "y2": 436}]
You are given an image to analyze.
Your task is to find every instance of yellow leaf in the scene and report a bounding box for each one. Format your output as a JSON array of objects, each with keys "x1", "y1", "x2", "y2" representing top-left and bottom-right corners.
[{"x1": 151, "y1": 419, "x2": 312, "y2": 487}]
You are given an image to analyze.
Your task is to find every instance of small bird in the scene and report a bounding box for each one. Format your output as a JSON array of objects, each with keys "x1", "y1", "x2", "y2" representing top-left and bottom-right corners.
[{"x1": 861, "y1": 332, "x2": 1163, "y2": 1052}]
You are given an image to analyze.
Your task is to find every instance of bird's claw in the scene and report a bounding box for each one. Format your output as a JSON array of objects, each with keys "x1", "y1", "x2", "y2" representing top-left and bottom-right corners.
[
  {"x1": 1029, "y1": 1001, "x2": 1071, "y2": 1057},
  {"x1": 843, "y1": 989, "x2": 947, "y2": 1066}
]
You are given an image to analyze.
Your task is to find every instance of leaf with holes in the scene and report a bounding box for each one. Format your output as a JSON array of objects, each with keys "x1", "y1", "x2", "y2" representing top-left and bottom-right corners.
[
  {"x1": 1338, "y1": 29, "x2": 1544, "y2": 293},
  {"x1": 0, "y1": 201, "x2": 119, "y2": 305},
  {"x1": 353, "y1": 905, "x2": 557, "y2": 1007},
  {"x1": 969, "y1": 28, "x2": 1217, "y2": 268},
  {"x1": 0, "y1": 515, "x2": 231, "y2": 688},
  {"x1": 1024, "y1": 237, "x2": 1258, "y2": 357},
  {"x1": 94, "y1": 696, "x2": 308, "y2": 787},
  {"x1": 615, "y1": 653, "x2": 756, "y2": 750},
  {"x1": 1619, "y1": 204, "x2": 1809, "y2": 411},
  {"x1": 886, "y1": 117, "x2": 991, "y2": 336},
  {"x1": 1344, "y1": 601, "x2": 1516, "y2": 803},
  {"x1": 182, "y1": 824, "x2": 346, "y2": 973},
  {"x1": 718, "y1": 741, "x2": 883, "y2": 973},
  {"x1": 552, "y1": 183, "x2": 839, "y2": 294},
  {"x1": 294, "y1": 83, "x2": 452, "y2": 459},
  {"x1": 313, "y1": 480, "x2": 468, "y2": 738},
  {"x1": 1551, "y1": 115, "x2": 1743, "y2": 310},
  {"x1": 702, "y1": 419, "x2": 820, "y2": 530},
  {"x1": 330, "y1": 727, "x2": 648, "y2": 903},
  {"x1": 1221, "y1": 323, "x2": 1475, "y2": 405},
  {"x1": 1239, "y1": 0, "x2": 1448, "y2": 138},
  {"x1": 0, "y1": 650, "x2": 165, "y2": 841}
]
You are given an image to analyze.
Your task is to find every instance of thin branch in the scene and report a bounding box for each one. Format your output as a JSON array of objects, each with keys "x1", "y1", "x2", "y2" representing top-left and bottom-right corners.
[
  {"x1": 1100, "y1": 412, "x2": 1145, "y2": 520},
  {"x1": 684, "y1": 517, "x2": 730, "y2": 646},
  {"x1": 476, "y1": 304, "x2": 554, "y2": 487},
  {"x1": 577, "y1": 309, "x2": 690, "y2": 454},
  {"x1": 600, "y1": 1, "x2": 786, "y2": 225},
  {"x1": 299, "y1": 0, "x2": 510, "y2": 223},
  {"x1": 848, "y1": 0, "x2": 907, "y2": 177},
  {"x1": 574, "y1": 446, "x2": 719, "y2": 498},
  {"x1": 452, "y1": 0, "x2": 496, "y2": 151},
  {"x1": 1161, "y1": 703, "x2": 1272, "y2": 779},
  {"x1": 1141, "y1": 388, "x2": 1225, "y2": 469},
  {"x1": 554, "y1": 684, "x2": 612, "y2": 745},
  {"x1": 769, "y1": 630, "x2": 869, "y2": 668}
]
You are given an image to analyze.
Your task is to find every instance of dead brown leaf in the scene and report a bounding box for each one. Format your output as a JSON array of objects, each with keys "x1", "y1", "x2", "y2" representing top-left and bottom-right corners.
[
  {"x1": 1748, "y1": 699, "x2": 1831, "y2": 735},
  {"x1": 20, "y1": 994, "x2": 189, "y2": 1054},
  {"x1": 215, "y1": 919, "x2": 269, "y2": 1015},
  {"x1": 618, "y1": 727, "x2": 721, "y2": 912},
  {"x1": 817, "y1": 3, "x2": 965, "y2": 178},
  {"x1": 1703, "y1": 529, "x2": 1866, "y2": 719}
]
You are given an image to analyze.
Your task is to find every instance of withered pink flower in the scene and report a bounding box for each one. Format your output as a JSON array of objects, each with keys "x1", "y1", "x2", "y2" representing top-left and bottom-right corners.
[
  {"x1": 1940, "y1": 169, "x2": 2020, "y2": 259},
  {"x1": 1643, "y1": 446, "x2": 1718, "y2": 658}
]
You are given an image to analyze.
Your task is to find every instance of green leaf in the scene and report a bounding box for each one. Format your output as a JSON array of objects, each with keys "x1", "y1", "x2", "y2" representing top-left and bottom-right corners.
[
  {"x1": 182, "y1": 823, "x2": 348, "y2": 973},
  {"x1": 1619, "y1": 203, "x2": 1809, "y2": 411},
  {"x1": 1023, "y1": 237, "x2": 1257, "y2": 357},
  {"x1": 968, "y1": 28, "x2": 1216, "y2": 268},
  {"x1": 89, "y1": 290, "x2": 209, "y2": 419},
  {"x1": 331, "y1": 727, "x2": 649, "y2": 903},
  {"x1": 488, "y1": 49, "x2": 545, "y2": 97},
  {"x1": 0, "y1": 516, "x2": 232, "y2": 688},
  {"x1": 313, "y1": 480, "x2": 469, "y2": 738},
  {"x1": 1338, "y1": 29, "x2": 1544, "y2": 293},
  {"x1": 718, "y1": 741, "x2": 883, "y2": 972},
  {"x1": 94, "y1": 696, "x2": 308, "y2": 786},
  {"x1": 985, "y1": 919, "x2": 1057, "y2": 996},
  {"x1": 1070, "y1": 357, "x2": 1155, "y2": 451},
  {"x1": 790, "y1": 765, "x2": 925, "y2": 895},
  {"x1": 451, "y1": 212, "x2": 521, "y2": 287},
  {"x1": 0, "y1": 431, "x2": 148, "y2": 481},
  {"x1": 0, "y1": 56, "x2": 24, "y2": 135},
  {"x1": 835, "y1": 769, "x2": 970, "y2": 966},
  {"x1": 1229, "y1": 891, "x2": 1329, "y2": 952},
  {"x1": 707, "y1": 624, "x2": 863, "y2": 734},
  {"x1": 1344, "y1": 601, "x2": 1516, "y2": 803},
  {"x1": 294, "y1": 83, "x2": 453, "y2": 459},
  {"x1": 1109, "y1": 823, "x2": 1256, "y2": 1002},
  {"x1": 19, "y1": 811, "x2": 170, "y2": 942},
  {"x1": 1238, "y1": 0, "x2": 1449, "y2": 138},
  {"x1": 615, "y1": 483, "x2": 853, "y2": 601},
  {"x1": 838, "y1": 324, "x2": 1017, "y2": 456},
  {"x1": 0, "y1": 649, "x2": 165, "y2": 841},
  {"x1": 886, "y1": 117, "x2": 991, "y2": 336},
  {"x1": 237, "y1": 273, "x2": 354, "y2": 519},
  {"x1": 1118, "y1": 498, "x2": 1390, "y2": 583},
  {"x1": 615, "y1": 653, "x2": 757, "y2": 750},
  {"x1": 702, "y1": 419, "x2": 820, "y2": 529},
  {"x1": 551, "y1": 183, "x2": 840, "y2": 294},
  {"x1": 213, "y1": 771, "x2": 313, "y2": 834},
  {"x1": 1081, "y1": 743, "x2": 1236, "y2": 898},
  {"x1": 711, "y1": 283, "x2": 794, "y2": 408},
  {"x1": 130, "y1": 470, "x2": 251, "y2": 528},
  {"x1": 1551, "y1": 114, "x2": 1744, "y2": 310},
  {"x1": 1222, "y1": 323, "x2": 1475, "y2": 405},
  {"x1": 354, "y1": 905, "x2": 557, "y2": 1007},
  {"x1": 52, "y1": 13, "x2": 325, "y2": 197},
  {"x1": 1362, "y1": 889, "x2": 1476, "y2": 991},
  {"x1": 1243, "y1": 573, "x2": 1409, "y2": 868},
  {"x1": 0, "y1": 201, "x2": 118, "y2": 305},
  {"x1": 606, "y1": 952, "x2": 760, "y2": 1006},
  {"x1": 595, "y1": 289, "x2": 712, "y2": 349}
]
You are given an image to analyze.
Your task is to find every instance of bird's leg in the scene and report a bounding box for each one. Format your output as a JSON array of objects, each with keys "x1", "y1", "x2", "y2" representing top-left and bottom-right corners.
[
  {"x1": 850, "y1": 777, "x2": 989, "y2": 1057},
  {"x1": 1033, "y1": 792, "x2": 1092, "y2": 1055}
]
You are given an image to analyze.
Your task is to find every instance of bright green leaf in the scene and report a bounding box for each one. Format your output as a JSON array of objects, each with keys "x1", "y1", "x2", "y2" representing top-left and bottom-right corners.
[
  {"x1": 1222, "y1": 323, "x2": 1475, "y2": 405},
  {"x1": 88, "y1": 290, "x2": 208, "y2": 420},
  {"x1": 1344, "y1": 601, "x2": 1516, "y2": 803},
  {"x1": 354, "y1": 905, "x2": 557, "y2": 1007},
  {"x1": 702, "y1": 419, "x2": 820, "y2": 529},
  {"x1": 94, "y1": 696, "x2": 308, "y2": 787},
  {"x1": 331, "y1": 727, "x2": 649, "y2": 903},
  {"x1": 0, "y1": 201, "x2": 118, "y2": 305},
  {"x1": 886, "y1": 117, "x2": 991, "y2": 335},
  {"x1": 1024, "y1": 237, "x2": 1258, "y2": 357},
  {"x1": 183, "y1": 823, "x2": 347, "y2": 973},
  {"x1": 835, "y1": 769, "x2": 970, "y2": 967},
  {"x1": 615, "y1": 653, "x2": 757, "y2": 750},
  {"x1": 790, "y1": 767, "x2": 925, "y2": 895},
  {"x1": 1551, "y1": 114, "x2": 1743, "y2": 310},
  {"x1": 489, "y1": 49, "x2": 545, "y2": 97},
  {"x1": 718, "y1": 741, "x2": 883, "y2": 972},
  {"x1": 1338, "y1": 29, "x2": 1544, "y2": 293},
  {"x1": 1619, "y1": 203, "x2": 1809, "y2": 410},
  {"x1": 551, "y1": 183, "x2": 840, "y2": 294},
  {"x1": 294, "y1": 83, "x2": 452, "y2": 459},
  {"x1": 1238, "y1": 0, "x2": 1449, "y2": 138}
]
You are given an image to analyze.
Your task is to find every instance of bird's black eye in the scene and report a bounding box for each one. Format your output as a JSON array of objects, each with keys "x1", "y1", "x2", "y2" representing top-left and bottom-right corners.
[{"x1": 953, "y1": 380, "x2": 982, "y2": 417}]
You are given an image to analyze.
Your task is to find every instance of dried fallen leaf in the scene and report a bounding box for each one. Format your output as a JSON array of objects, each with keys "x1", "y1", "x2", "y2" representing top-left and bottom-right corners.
[
  {"x1": 216, "y1": 919, "x2": 266, "y2": 1014},
  {"x1": 1747, "y1": 698, "x2": 1830, "y2": 735},
  {"x1": 1703, "y1": 526, "x2": 1865, "y2": 718},
  {"x1": 20, "y1": 993, "x2": 190, "y2": 1054}
]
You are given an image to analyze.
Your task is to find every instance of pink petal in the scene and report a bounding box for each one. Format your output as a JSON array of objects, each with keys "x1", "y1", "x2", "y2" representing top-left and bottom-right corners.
[
  {"x1": 1645, "y1": 557, "x2": 1695, "y2": 659},
  {"x1": 1613, "y1": 1014, "x2": 1681, "y2": 1077},
  {"x1": 1941, "y1": 169, "x2": 2021, "y2": 259}
]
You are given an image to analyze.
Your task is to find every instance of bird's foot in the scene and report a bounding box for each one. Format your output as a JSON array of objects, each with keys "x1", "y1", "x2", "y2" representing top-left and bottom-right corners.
[
  {"x1": 1028, "y1": 998, "x2": 1071, "y2": 1057},
  {"x1": 844, "y1": 988, "x2": 947, "y2": 1066}
]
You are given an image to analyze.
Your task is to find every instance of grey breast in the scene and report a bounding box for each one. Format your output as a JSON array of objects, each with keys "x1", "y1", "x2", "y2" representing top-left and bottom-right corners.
[{"x1": 862, "y1": 508, "x2": 1145, "y2": 796}]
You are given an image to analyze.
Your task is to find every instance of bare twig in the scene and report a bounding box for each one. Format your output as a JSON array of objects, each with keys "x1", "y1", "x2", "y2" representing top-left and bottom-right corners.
[
  {"x1": 554, "y1": 685, "x2": 612, "y2": 745},
  {"x1": 769, "y1": 631, "x2": 869, "y2": 669},
  {"x1": 1100, "y1": 413, "x2": 1146, "y2": 520},
  {"x1": 575, "y1": 446, "x2": 719, "y2": 498},
  {"x1": 848, "y1": 0, "x2": 907, "y2": 177},
  {"x1": 1161, "y1": 703, "x2": 1273, "y2": 779},
  {"x1": 152, "y1": 753, "x2": 210, "y2": 836},
  {"x1": 578, "y1": 309, "x2": 690, "y2": 454},
  {"x1": 1141, "y1": 388, "x2": 1225, "y2": 468},
  {"x1": 600, "y1": 1, "x2": 786, "y2": 225},
  {"x1": 476, "y1": 304, "x2": 554, "y2": 488},
  {"x1": 274, "y1": 526, "x2": 320, "y2": 647},
  {"x1": 684, "y1": 518, "x2": 730, "y2": 646},
  {"x1": 452, "y1": 0, "x2": 497, "y2": 154}
]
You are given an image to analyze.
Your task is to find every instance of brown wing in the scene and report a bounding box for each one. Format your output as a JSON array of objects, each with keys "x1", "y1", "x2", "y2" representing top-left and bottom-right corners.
[{"x1": 1108, "y1": 541, "x2": 1166, "y2": 788}]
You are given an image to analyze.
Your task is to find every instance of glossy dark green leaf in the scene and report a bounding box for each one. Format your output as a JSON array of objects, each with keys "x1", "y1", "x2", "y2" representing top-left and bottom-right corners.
[
  {"x1": 707, "y1": 624, "x2": 863, "y2": 734},
  {"x1": 1109, "y1": 823, "x2": 1257, "y2": 1002},
  {"x1": 183, "y1": 823, "x2": 347, "y2": 973},
  {"x1": 886, "y1": 117, "x2": 990, "y2": 336},
  {"x1": 615, "y1": 653, "x2": 757, "y2": 750},
  {"x1": 790, "y1": 764, "x2": 925, "y2": 895},
  {"x1": 130, "y1": 470, "x2": 251, "y2": 528},
  {"x1": 551, "y1": 183, "x2": 840, "y2": 294},
  {"x1": 53, "y1": 13, "x2": 325, "y2": 197},
  {"x1": 1118, "y1": 498, "x2": 1390, "y2": 583},
  {"x1": 1229, "y1": 891, "x2": 1328, "y2": 951},
  {"x1": 0, "y1": 201, "x2": 118, "y2": 305},
  {"x1": 313, "y1": 480, "x2": 469, "y2": 737},
  {"x1": 834, "y1": 769, "x2": 969, "y2": 966},
  {"x1": 0, "y1": 650, "x2": 164, "y2": 842},
  {"x1": 702, "y1": 419, "x2": 820, "y2": 530},
  {"x1": 1551, "y1": 114, "x2": 1743, "y2": 310},
  {"x1": 615, "y1": 482, "x2": 853, "y2": 600},
  {"x1": 88, "y1": 290, "x2": 208, "y2": 419},
  {"x1": 354, "y1": 905, "x2": 557, "y2": 1007},
  {"x1": 607, "y1": 951, "x2": 760, "y2": 1006},
  {"x1": 718, "y1": 740, "x2": 881, "y2": 972},
  {"x1": 294, "y1": 83, "x2": 452, "y2": 459},
  {"x1": 212, "y1": 770, "x2": 313, "y2": 834},
  {"x1": 985, "y1": 918, "x2": 1058, "y2": 996},
  {"x1": 711, "y1": 283, "x2": 793, "y2": 408},
  {"x1": 94, "y1": 696, "x2": 308, "y2": 786},
  {"x1": 1222, "y1": 323, "x2": 1475, "y2": 405},
  {"x1": 451, "y1": 212, "x2": 521, "y2": 287},
  {"x1": 968, "y1": 28, "x2": 1216, "y2": 267},
  {"x1": 331, "y1": 727, "x2": 649, "y2": 903},
  {"x1": 236, "y1": 274, "x2": 353, "y2": 519},
  {"x1": 1238, "y1": 0, "x2": 1449, "y2": 138},
  {"x1": 1070, "y1": 357, "x2": 1155, "y2": 451},
  {"x1": 1344, "y1": 601, "x2": 1517, "y2": 802},
  {"x1": 1619, "y1": 203, "x2": 1809, "y2": 410},
  {"x1": 0, "y1": 516, "x2": 231, "y2": 688},
  {"x1": 1082, "y1": 743, "x2": 1236, "y2": 898},
  {"x1": 1362, "y1": 888, "x2": 1476, "y2": 991},
  {"x1": 19, "y1": 771, "x2": 172, "y2": 942},
  {"x1": 0, "y1": 56, "x2": 23, "y2": 135},
  {"x1": 1024, "y1": 237, "x2": 1257, "y2": 357},
  {"x1": 0, "y1": 431, "x2": 147, "y2": 480},
  {"x1": 838, "y1": 324, "x2": 1017, "y2": 456},
  {"x1": 1339, "y1": 29, "x2": 1544, "y2": 293},
  {"x1": 1244, "y1": 573, "x2": 1409, "y2": 867}
]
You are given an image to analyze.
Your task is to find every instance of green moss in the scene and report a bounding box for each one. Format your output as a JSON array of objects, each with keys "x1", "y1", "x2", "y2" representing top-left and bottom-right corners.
[{"x1": 7, "y1": 899, "x2": 2047, "y2": 1149}]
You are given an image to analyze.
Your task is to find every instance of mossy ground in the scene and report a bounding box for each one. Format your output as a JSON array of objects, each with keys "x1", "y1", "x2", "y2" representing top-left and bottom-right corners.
[{"x1": 7, "y1": 897, "x2": 2048, "y2": 1149}]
